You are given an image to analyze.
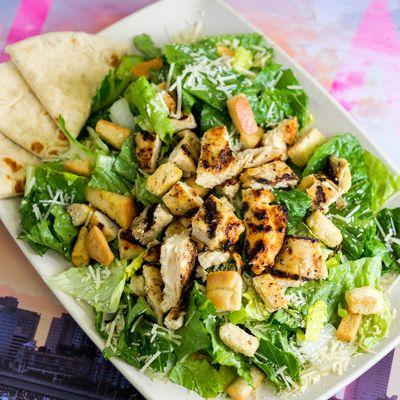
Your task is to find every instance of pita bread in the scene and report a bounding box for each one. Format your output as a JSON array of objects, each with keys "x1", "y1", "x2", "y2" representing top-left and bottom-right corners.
[
  {"x1": 6, "y1": 32, "x2": 128, "y2": 137},
  {"x1": 0, "y1": 62, "x2": 69, "y2": 159},
  {"x1": 0, "y1": 132, "x2": 39, "y2": 199}
]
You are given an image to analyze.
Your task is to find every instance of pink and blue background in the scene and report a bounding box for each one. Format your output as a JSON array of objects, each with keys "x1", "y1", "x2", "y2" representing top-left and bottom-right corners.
[{"x1": 0, "y1": 1, "x2": 399, "y2": 399}]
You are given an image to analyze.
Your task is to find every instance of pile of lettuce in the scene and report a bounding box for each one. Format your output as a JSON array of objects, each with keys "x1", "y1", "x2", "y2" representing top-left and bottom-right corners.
[{"x1": 18, "y1": 32, "x2": 400, "y2": 398}]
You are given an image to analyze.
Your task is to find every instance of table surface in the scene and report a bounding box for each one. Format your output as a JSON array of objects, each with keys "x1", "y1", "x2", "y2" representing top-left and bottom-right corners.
[{"x1": 0, "y1": 1, "x2": 399, "y2": 400}]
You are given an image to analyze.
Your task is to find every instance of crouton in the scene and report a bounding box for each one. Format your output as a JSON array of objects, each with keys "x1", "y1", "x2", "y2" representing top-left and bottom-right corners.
[
  {"x1": 227, "y1": 367, "x2": 264, "y2": 400},
  {"x1": 135, "y1": 131, "x2": 161, "y2": 174},
  {"x1": 328, "y1": 155, "x2": 352, "y2": 194},
  {"x1": 253, "y1": 274, "x2": 287, "y2": 312},
  {"x1": 336, "y1": 312, "x2": 362, "y2": 342},
  {"x1": 164, "y1": 308, "x2": 185, "y2": 331},
  {"x1": 207, "y1": 271, "x2": 242, "y2": 312},
  {"x1": 184, "y1": 176, "x2": 209, "y2": 197},
  {"x1": 219, "y1": 323, "x2": 259, "y2": 357},
  {"x1": 131, "y1": 204, "x2": 173, "y2": 246},
  {"x1": 67, "y1": 203, "x2": 93, "y2": 227},
  {"x1": 288, "y1": 128, "x2": 326, "y2": 167},
  {"x1": 129, "y1": 275, "x2": 145, "y2": 297},
  {"x1": 146, "y1": 162, "x2": 183, "y2": 196},
  {"x1": 192, "y1": 196, "x2": 244, "y2": 250},
  {"x1": 86, "y1": 226, "x2": 115, "y2": 266},
  {"x1": 345, "y1": 287, "x2": 384, "y2": 315},
  {"x1": 95, "y1": 119, "x2": 131, "y2": 150},
  {"x1": 131, "y1": 58, "x2": 163, "y2": 79},
  {"x1": 196, "y1": 126, "x2": 245, "y2": 188},
  {"x1": 118, "y1": 230, "x2": 144, "y2": 260},
  {"x1": 64, "y1": 159, "x2": 92, "y2": 177},
  {"x1": 227, "y1": 94, "x2": 260, "y2": 149},
  {"x1": 240, "y1": 160, "x2": 298, "y2": 189},
  {"x1": 160, "y1": 232, "x2": 196, "y2": 313},
  {"x1": 142, "y1": 265, "x2": 164, "y2": 324},
  {"x1": 217, "y1": 45, "x2": 235, "y2": 57},
  {"x1": 170, "y1": 113, "x2": 197, "y2": 132},
  {"x1": 306, "y1": 210, "x2": 342, "y2": 247},
  {"x1": 274, "y1": 235, "x2": 327, "y2": 280},
  {"x1": 71, "y1": 227, "x2": 90, "y2": 267},
  {"x1": 88, "y1": 210, "x2": 119, "y2": 241},
  {"x1": 86, "y1": 187, "x2": 137, "y2": 229},
  {"x1": 162, "y1": 181, "x2": 204, "y2": 216}
]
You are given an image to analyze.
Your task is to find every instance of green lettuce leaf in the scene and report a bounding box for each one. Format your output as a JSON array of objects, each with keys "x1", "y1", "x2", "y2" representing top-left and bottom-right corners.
[
  {"x1": 133, "y1": 34, "x2": 162, "y2": 59},
  {"x1": 169, "y1": 355, "x2": 235, "y2": 398},
  {"x1": 133, "y1": 173, "x2": 161, "y2": 207},
  {"x1": 125, "y1": 77, "x2": 173, "y2": 142},
  {"x1": 364, "y1": 151, "x2": 400, "y2": 212},
  {"x1": 116, "y1": 55, "x2": 144, "y2": 79},
  {"x1": 47, "y1": 260, "x2": 128, "y2": 313},
  {"x1": 304, "y1": 300, "x2": 327, "y2": 341},
  {"x1": 112, "y1": 136, "x2": 139, "y2": 182}
]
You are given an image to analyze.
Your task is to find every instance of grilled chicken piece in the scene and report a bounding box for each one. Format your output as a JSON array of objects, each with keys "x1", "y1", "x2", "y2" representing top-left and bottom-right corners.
[
  {"x1": 240, "y1": 160, "x2": 298, "y2": 189},
  {"x1": 345, "y1": 287, "x2": 384, "y2": 315},
  {"x1": 274, "y1": 235, "x2": 327, "y2": 280},
  {"x1": 272, "y1": 276, "x2": 302, "y2": 290},
  {"x1": 306, "y1": 210, "x2": 342, "y2": 248},
  {"x1": 216, "y1": 178, "x2": 240, "y2": 202},
  {"x1": 131, "y1": 204, "x2": 173, "y2": 246},
  {"x1": 242, "y1": 188, "x2": 287, "y2": 274},
  {"x1": 287, "y1": 128, "x2": 326, "y2": 167},
  {"x1": 253, "y1": 274, "x2": 287, "y2": 312},
  {"x1": 143, "y1": 245, "x2": 161, "y2": 264},
  {"x1": 146, "y1": 162, "x2": 182, "y2": 197},
  {"x1": 168, "y1": 131, "x2": 201, "y2": 176},
  {"x1": 142, "y1": 264, "x2": 164, "y2": 324},
  {"x1": 227, "y1": 367, "x2": 265, "y2": 400},
  {"x1": 219, "y1": 323, "x2": 259, "y2": 357},
  {"x1": 207, "y1": 271, "x2": 242, "y2": 312},
  {"x1": 196, "y1": 126, "x2": 245, "y2": 188},
  {"x1": 161, "y1": 91, "x2": 177, "y2": 113},
  {"x1": 118, "y1": 230, "x2": 144, "y2": 260},
  {"x1": 164, "y1": 307, "x2": 185, "y2": 331},
  {"x1": 299, "y1": 174, "x2": 341, "y2": 213},
  {"x1": 86, "y1": 187, "x2": 137, "y2": 229},
  {"x1": 226, "y1": 94, "x2": 261, "y2": 149},
  {"x1": 134, "y1": 131, "x2": 161, "y2": 174},
  {"x1": 164, "y1": 219, "x2": 190, "y2": 238},
  {"x1": 170, "y1": 113, "x2": 197, "y2": 133},
  {"x1": 241, "y1": 144, "x2": 284, "y2": 169},
  {"x1": 86, "y1": 226, "x2": 114, "y2": 267},
  {"x1": 129, "y1": 275, "x2": 145, "y2": 297},
  {"x1": 88, "y1": 210, "x2": 119, "y2": 241},
  {"x1": 191, "y1": 195, "x2": 244, "y2": 250},
  {"x1": 270, "y1": 117, "x2": 299, "y2": 146},
  {"x1": 162, "y1": 181, "x2": 204, "y2": 216},
  {"x1": 328, "y1": 155, "x2": 352, "y2": 194},
  {"x1": 71, "y1": 227, "x2": 90, "y2": 267},
  {"x1": 160, "y1": 232, "x2": 196, "y2": 313},
  {"x1": 67, "y1": 203, "x2": 93, "y2": 227},
  {"x1": 336, "y1": 312, "x2": 362, "y2": 343}
]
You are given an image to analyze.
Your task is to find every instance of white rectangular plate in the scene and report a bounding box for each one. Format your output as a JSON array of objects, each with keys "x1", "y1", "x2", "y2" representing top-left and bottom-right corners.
[{"x1": 1, "y1": 0, "x2": 400, "y2": 399}]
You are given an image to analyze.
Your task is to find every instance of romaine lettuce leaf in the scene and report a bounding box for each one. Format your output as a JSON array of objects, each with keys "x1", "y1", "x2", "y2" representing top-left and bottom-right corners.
[
  {"x1": 169, "y1": 355, "x2": 235, "y2": 398},
  {"x1": 125, "y1": 77, "x2": 173, "y2": 142},
  {"x1": 47, "y1": 260, "x2": 128, "y2": 313},
  {"x1": 133, "y1": 173, "x2": 161, "y2": 207},
  {"x1": 133, "y1": 34, "x2": 162, "y2": 59},
  {"x1": 364, "y1": 151, "x2": 400, "y2": 212},
  {"x1": 304, "y1": 300, "x2": 327, "y2": 341},
  {"x1": 112, "y1": 136, "x2": 139, "y2": 182}
]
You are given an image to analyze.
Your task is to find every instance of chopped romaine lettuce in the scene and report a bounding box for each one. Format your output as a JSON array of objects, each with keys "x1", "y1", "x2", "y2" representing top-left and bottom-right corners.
[
  {"x1": 125, "y1": 77, "x2": 173, "y2": 142},
  {"x1": 133, "y1": 33, "x2": 162, "y2": 59},
  {"x1": 304, "y1": 300, "x2": 328, "y2": 342}
]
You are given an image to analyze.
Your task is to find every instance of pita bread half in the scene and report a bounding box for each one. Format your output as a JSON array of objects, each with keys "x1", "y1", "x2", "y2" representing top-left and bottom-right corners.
[
  {"x1": 6, "y1": 32, "x2": 128, "y2": 137},
  {"x1": 0, "y1": 132, "x2": 39, "y2": 199},
  {"x1": 0, "y1": 62, "x2": 69, "y2": 159}
]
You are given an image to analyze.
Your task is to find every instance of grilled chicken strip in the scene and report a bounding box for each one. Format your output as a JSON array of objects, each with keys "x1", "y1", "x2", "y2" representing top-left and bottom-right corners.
[
  {"x1": 242, "y1": 188, "x2": 287, "y2": 274},
  {"x1": 196, "y1": 126, "x2": 245, "y2": 188},
  {"x1": 191, "y1": 195, "x2": 244, "y2": 250},
  {"x1": 274, "y1": 235, "x2": 327, "y2": 280},
  {"x1": 160, "y1": 232, "x2": 196, "y2": 313},
  {"x1": 135, "y1": 131, "x2": 161, "y2": 174},
  {"x1": 240, "y1": 160, "x2": 298, "y2": 189},
  {"x1": 142, "y1": 264, "x2": 164, "y2": 324}
]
